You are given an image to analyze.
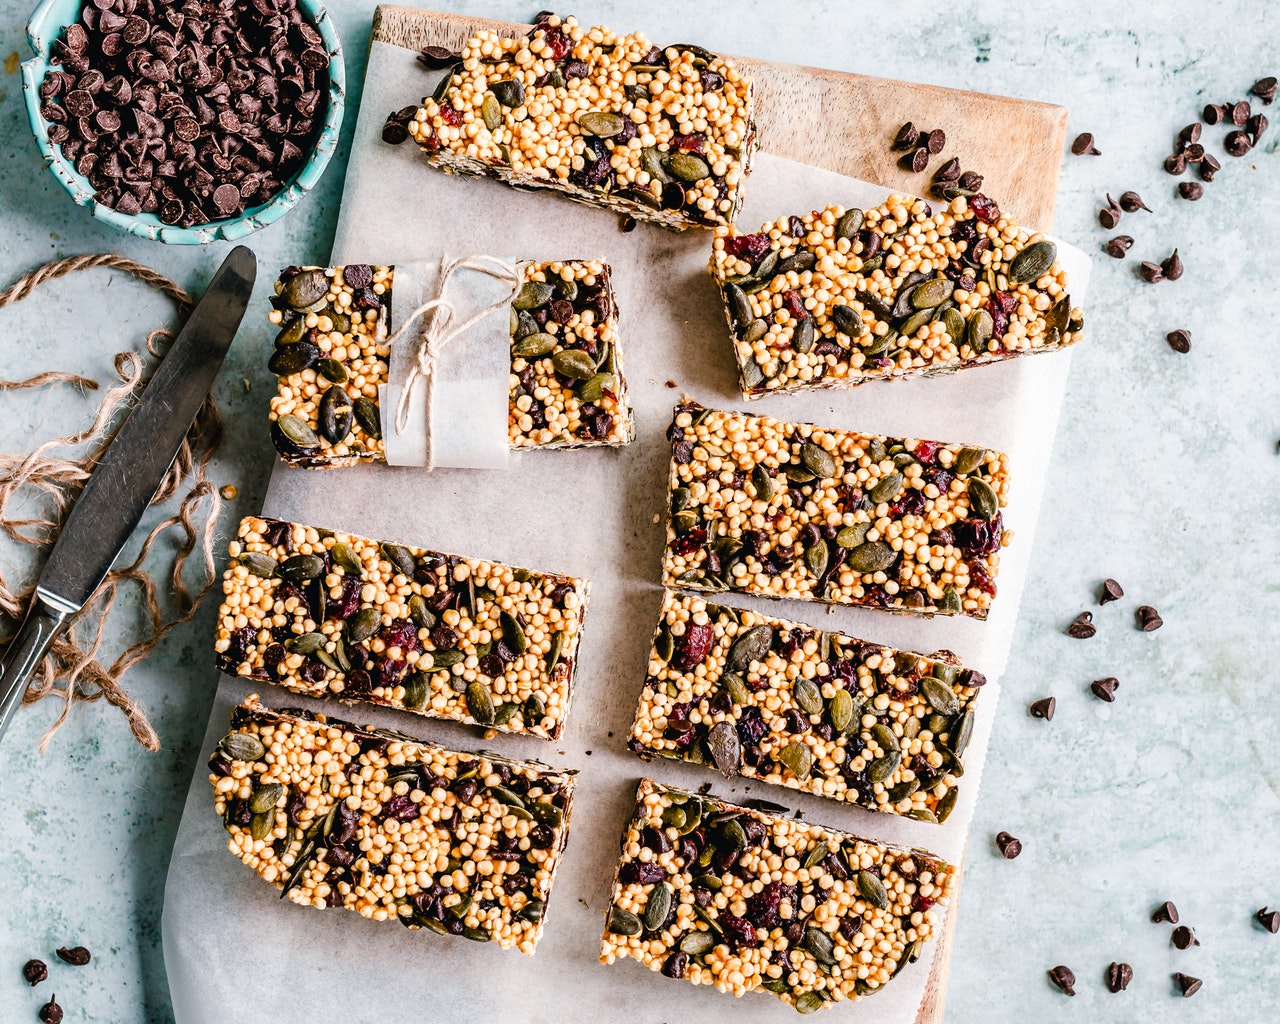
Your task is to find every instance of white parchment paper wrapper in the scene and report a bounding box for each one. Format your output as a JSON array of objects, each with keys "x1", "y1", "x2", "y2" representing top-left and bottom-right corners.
[
  {"x1": 163, "y1": 39, "x2": 1089, "y2": 1024},
  {"x1": 379, "y1": 255, "x2": 514, "y2": 469}
]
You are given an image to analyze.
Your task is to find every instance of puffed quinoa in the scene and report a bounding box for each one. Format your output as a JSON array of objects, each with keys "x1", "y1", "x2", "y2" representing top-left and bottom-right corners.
[
  {"x1": 214, "y1": 516, "x2": 589, "y2": 739},
  {"x1": 398, "y1": 14, "x2": 756, "y2": 230},
  {"x1": 211, "y1": 696, "x2": 575, "y2": 954},
  {"x1": 663, "y1": 400, "x2": 1010, "y2": 619},
  {"x1": 629, "y1": 592, "x2": 984, "y2": 821},
  {"x1": 600, "y1": 779, "x2": 955, "y2": 1009},
  {"x1": 268, "y1": 260, "x2": 633, "y2": 469},
  {"x1": 711, "y1": 195, "x2": 1084, "y2": 396}
]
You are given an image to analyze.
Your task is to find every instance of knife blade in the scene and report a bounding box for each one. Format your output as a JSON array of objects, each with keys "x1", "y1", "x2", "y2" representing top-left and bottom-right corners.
[{"x1": 0, "y1": 246, "x2": 256, "y2": 745}]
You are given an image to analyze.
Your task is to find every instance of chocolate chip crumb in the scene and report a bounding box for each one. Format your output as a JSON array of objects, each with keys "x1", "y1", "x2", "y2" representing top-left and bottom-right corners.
[
  {"x1": 22, "y1": 959, "x2": 48, "y2": 986},
  {"x1": 1067, "y1": 611, "x2": 1097, "y2": 638},
  {"x1": 1029, "y1": 697, "x2": 1056, "y2": 721},
  {"x1": 1071, "y1": 132, "x2": 1101, "y2": 155},
  {"x1": 1107, "y1": 961, "x2": 1133, "y2": 993},
  {"x1": 1257, "y1": 907, "x2": 1280, "y2": 933},
  {"x1": 1166, "y1": 329, "x2": 1192, "y2": 353},
  {"x1": 1090, "y1": 677, "x2": 1119, "y2": 702},
  {"x1": 1153, "y1": 900, "x2": 1180, "y2": 924},
  {"x1": 1048, "y1": 965, "x2": 1076, "y2": 996},
  {"x1": 1174, "y1": 972, "x2": 1202, "y2": 997},
  {"x1": 995, "y1": 831, "x2": 1022, "y2": 859},
  {"x1": 1172, "y1": 925, "x2": 1200, "y2": 949},
  {"x1": 1137, "y1": 605, "x2": 1164, "y2": 632},
  {"x1": 1099, "y1": 578, "x2": 1125, "y2": 604},
  {"x1": 54, "y1": 947, "x2": 90, "y2": 967}
]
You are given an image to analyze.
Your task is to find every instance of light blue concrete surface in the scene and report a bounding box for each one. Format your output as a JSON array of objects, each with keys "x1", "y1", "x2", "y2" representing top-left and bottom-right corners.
[{"x1": 0, "y1": 2, "x2": 1277, "y2": 1021}]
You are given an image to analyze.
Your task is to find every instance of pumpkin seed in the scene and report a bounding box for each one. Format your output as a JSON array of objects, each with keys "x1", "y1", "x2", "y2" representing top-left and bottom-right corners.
[
  {"x1": 238, "y1": 552, "x2": 278, "y2": 578},
  {"x1": 743, "y1": 317, "x2": 768, "y2": 344},
  {"x1": 480, "y1": 92, "x2": 501, "y2": 130},
  {"x1": 680, "y1": 930, "x2": 715, "y2": 956},
  {"x1": 664, "y1": 151, "x2": 710, "y2": 182},
  {"x1": 862, "y1": 328, "x2": 895, "y2": 356},
  {"x1": 277, "y1": 413, "x2": 320, "y2": 449},
  {"x1": 347, "y1": 607, "x2": 380, "y2": 642},
  {"x1": 835, "y1": 523, "x2": 871, "y2": 549},
  {"x1": 524, "y1": 693, "x2": 546, "y2": 724},
  {"x1": 281, "y1": 269, "x2": 329, "y2": 309},
  {"x1": 551, "y1": 349, "x2": 596, "y2": 380},
  {"x1": 530, "y1": 801, "x2": 562, "y2": 827},
  {"x1": 751, "y1": 464, "x2": 774, "y2": 502},
  {"x1": 794, "y1": 677, "x2": 824, "y2": 716},
  {"x1": 655, "y1": 625, "x2": 674, "y2": 663},
  {"x1": 801, "y1": 442, "x2": 837, "y2": 479},
  {"x1": 922, "y1": 677, "x2": 960, "y2": 715},
  {"x1": 380, "y1": 543, "x2": 416, "y2": 578},
  {"x1": 835, "y1": 207, "x2": 864, "y2": 239},
  {"x1": 403, "y1": 595, "x2": 432, "y2": 630},
  {"x1": 316, "y1": 358, "x2": 348, "y2": 384},
  {"x1": 802, "y1": 841, "x2": 829, "y2": 870},
  {"x1": 792, "y1": 316, "x2": 815, "y2": 354},
  {"x1": 491, "y1": 78, "x2": 524, "y2": 107},
  {"x1": 324, "y1": 541, "x2": 359, "y2": 577},
  {"x1": 250, "y1": 782, "x2": 284, "y2": 814},
  {"x1": 899, "y1": 308, "x2": 932, "y2": 337},
  {"x1": 493, "y1": 702, "x2": 518, "y2": 728},
  {"x1": 936, "y1": 788, "x2": 958, "y2": 823},
  {"x1": 804, "y1": 925, "x2": 836, "y2": 965},
  {"x1": 911, "y1": 277, "x2": 953, "y2": 310},
  {"x1": 966, "y1": 308, "x2": 994, "y2": 353},
  {"x1": 967, "y1": 477, "x2": 999, "y2": 521},
  {"x1": 280, "y1": 554, "x2": 324, "y2": 582},
  {"x1": 402, "y1": 672, "x2": 429, "y2": 712},
  {"x1": 512, "y1": 332, "x2": 557, "y2": 359},
  {"x1": 902, "y1": 715, "x2": 921, "y2": 740},
  {"x1": 741, "y1": 360, "x2": 764, "y2": 390},
  {"x1": 868, "y1": 751, "x2": 901, "y2": 783},
  {"x1": 846, "y1": 541, "x2": 897, "y2": 574},
  {"x1": 353, "y1": 397, "x2": 381, "y2": 439},
  {"x1": 831, "y1": 304, "x2": 861, "y2": 337},
  {"x1": 939, "y1": 585, "x2": 962, "y2": 615},
  {"x1": 953, "y1": 707, "x2": 975, "y2": 757},
  {"x1": 871, "y1": 723, "x2": 900, "y2": 753},
  {"x1": 466, "y1": 681, "x2": 495, "y2": 725},
  {"x1": 643, "y1": 882, "x2": 673, "y2": 932},
  {"x1": 641, "y1": 146, "x2": 671, "y2": 183},
  {"x1": 285, "y1": 631, "x2": 325, "y2": 655},
  {"x1": 706, "y1": 720, "x2": 740, "y2": 777},
  {"x1": 545, "y1": 630, "x2": 565, "y2": 673},
  {"x1": 318, "y1": 386, "x2": 353, "y2": 445},
  {"x1": 577, "y1": 110, "x2": 625, "y2": 136},
  {"x1": 275, "y1": 318, "x2": 306, "y2": 346},
  {"x1": 779, "y1": 741, "x2": 813, "y2": 779},
  {"x1": 1008, "y1": 240, "x2": 1057, "y2": 284},
  {"x1": 513, "y1": 281, "x2": 553, "y2": 310},
  {"x1": 720, "y1": 818, "x2": 748, "y2": 849},
  {"x1": 908, "y1": 808, "x2": 939, "y2": 824},
  {"x1": 829, "y1": 689, "x2": 855, "y2": 733},
  {"x1": 220, "y1": 731, "x2": 265, "y2": 762},
  {"x1": 784, "y1": 463, "x2": 815, "y2": 484},
  {"x1": 723, "y1": 672, "x2": 750, "y2": 704},
  {"x1": 869, "y1": 471, "x2": 903, "y2": 504},
  {"x1": 952, "y1": 447, "x2": 985, "y2": 476},
  {"x1": 662, "y1": 805, "x2": 686, "y2": 830},
  {"x1": 939, "y1": 307, "x2": 965, "y2": 346},
  {"x1": 727, "y1": 625, "x2": 773, "y2": 670},
  {"x1": 488, "y1": 786, "x2": 525, "y2": 811},
  {"x1": 607, "y1": 906, "x2": 642, "y2": 936},
  {"x1": 804, "y1": 542, "x2": 829, "y2": 578},
  {"x1": 725, "y1": 282, "x2": 751, "y2": 326},
  {"x1": 500, "y1": 610, "x2": 528, "y2": 654},
  {"x1": 249, "y1": 809, "x2": 274, "y2": 841},
  {"x1": 462, "y1": 927, "x2": 491, "y2": 943},
  {"x1": 887, "y1": 778, "x2": 921, "y2": 802},
  {"x1": 577, "y1": 372, "x2": 615, "y2": 403},
  {"x1": 795, "y1": 992, "x2": 825, "y2": 1014},
  {"x1": 857, "y1": 870, "x2": 890, "y2": 909},
  {"x1": 268, "y1": 339, "x2": 320, "y2": 376}
]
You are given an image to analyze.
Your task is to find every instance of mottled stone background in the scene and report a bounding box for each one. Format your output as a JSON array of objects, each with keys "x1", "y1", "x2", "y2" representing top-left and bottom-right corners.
[{"x1": 1, "y1": 2, "x2": 1277, "y2": 1021}]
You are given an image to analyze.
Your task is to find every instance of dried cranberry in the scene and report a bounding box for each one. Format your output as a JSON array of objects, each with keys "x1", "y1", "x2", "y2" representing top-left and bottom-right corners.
[
  {"x1": 561, "y1": 58, "x2": 590, "y2": 79},
  {"x1": 640, "y1": 45, "x2": 664, "y2": 64},
  {"x1": 438, "y1": 103, "x2": 462, "y2": 126},
  {"x1": 381, "y1": 794, "x2": 420, "y2": 823},
  {"x1": 374, "y1": 657, "x2": 407, "y2": 688},
  {"x1": 285, "y1": 787, "x2": 307, "y2": 826},
  {"x1": 620, "y1": 861, "x2": 666, "y2": 885},
  {"x1": 345, "y1": 668, "x2": 372, "y2": 695},
  {"x1": 783, "y1": 709, "x2": 810, "y2": 734},
  {"x1": 430, "y1": 623, "x2": 458, "y2": 650},
  {"x1": 548, "y1": 582, "x2": 573, "y2": 607},
  {"x1": 579, "y1": 404, "x2": 614, "y2": 441},
  {"x1": 327, "y1": 846, "x2": 354, "y2": 868},
  {"x1": 746, "y1": 881, "x2": 797, "y2": 928},
  {"x1": 330, "y1": 576, "x2": 361, "y2": 619},
  {"x1": 723, "y1": 231, "x2": 772, "y2": 263},
  {"x1": 673, "y1": 623, "x2": 714, "y2": 670},
  {"x1": 672, "y1": 440, "x2": 694, "y2": 464},
  {"x1": 227, "y1": 625, "x2": 255, "y2": 663},
  {"x1": 380, "y1": 617, "x2": 421, "y2": 653},
  {"x1": 789, "y1": 215, "x2": 806, "y2": 237},
  {"x1": 951, "y1": 512, "x2": 1003, "y2": 557},
  {"x1": 737, "y1": 707, "x2": 768, "y2": 746},
  {"x1": 894, "y1": 490, "x2": 927, "y2": 518},
  {"x1": 672, "y1": 132, "x2": 705, "y2": 153},
  {"x1": 327, "y1": 803, "x2": 360, "y2": 845},
  {"x1": 541, "y1": 25, "x2": 571, "y2": 59},
  {"x1": 915, "y1": 895, "x2": 936, "y2": 913},
  {"x1": 969, "y1": 194, "x2": 1001, "y2": 223},
  {"x1": 669, "y1": 526, "x2": 707, "y2": 557},
  {"x1": 914, "y1": 440, "x2": 941, "y2": 464},
  {"x1": 572, "y1": 153, "x2": 612, "y2": 188},
  {"x1": 969, "y1": 560, "x2": 997, "y2": 596},
  {"x1": 479, "y1": 653, "x2": 503, "y2": 677},
  {"x1": 782, "y1": 289, "x2": 807, "y2": 320},
  {"x1": 207, "y1": 753, "x2": 232, "y2": 777},
  {"x1": 739, "y1": 529, "x2": 765, "y2": 556},
  {"x1": 719, "y1": 911, "x2": 759, "y2": 949}
]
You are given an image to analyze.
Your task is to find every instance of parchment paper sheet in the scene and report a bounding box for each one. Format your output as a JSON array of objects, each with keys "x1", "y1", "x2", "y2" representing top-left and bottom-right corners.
[{"x1": 163, "y1": 39, "x2": 1089, "y2": 1024}]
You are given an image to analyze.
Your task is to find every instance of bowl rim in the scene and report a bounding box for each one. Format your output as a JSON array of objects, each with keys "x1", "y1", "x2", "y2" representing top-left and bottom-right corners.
[{"x1": 22, "y1": 0, "x2": 346, "y2": 245}]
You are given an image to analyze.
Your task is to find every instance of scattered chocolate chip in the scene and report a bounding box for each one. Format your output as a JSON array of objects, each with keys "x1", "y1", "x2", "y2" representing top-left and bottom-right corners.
[
  {"x1": 1161, "y1": 249, "x2": 1184, "y2": 280},
  {"x1": 619, "y1": 214, "x2": 637, "y2": 232},
  {"x1": 1140, "y1": 260, "x2": 1165, "y2": 283},
  {"x1": 933, "y1": 156, "x2": 961, "y2": 183},
  {"x1": 1174, "y1": 973, "x2": 1202, "y2": 997},
  {"x1": 1107, "y1": 961, "x2": 1133, "y2": 993},
  {"x1": 381, "y1": 118, "x2": 409, "y2": 145},
  {"x1": 995, "y1": 831, "x2": 1022, "y2": 859},
  {"x1": 1172, "y1": 925, "x2": 1200, "y2": 949},
  {"x1": 55, "y1": 947, "x2": 90, "y2": 967},
  {"x1": 1090, "y1": 677, "x2": 1119, "y2": 702},
  {"x1": 1166, "y1": 329, "x2": 1192, "y2": 353},
  {"x1": 1153, "y1": 900, "x2": 1180, "y2": 924},
  {"x1": 1203, "y1": 103, "x2": 1225, "y2": 125},
  {"x1": 958, "y1": 169, "x2": 984, "y2": 191},
  {"x1": 925, "y1": 128, "x2": 946, "y2": 154},
  {"x1": 417, "y1": 45, "x2": 461, "y2": 70},
  {"x1": 1137, "y1": 605, "x2": 1164, "y2": 632},
  {"x1": 1048, "y1": 965, "x2": 1076, "y2": 996},
  {"x1": 1071, "y1": 132, "x2": 1101, "y2": 155},
  {"x1": 1253, "y1": 76, "x2": 1277, "y2": 105},
  {"x1": 1177, "y1": 181, "x2": 1204, "y2": 201},
  {"x1": 1029, "y1": 697, "x2": 1057, "y2": 721},
  {"x1": 1199, "y1": 153, "x2": 1221, "y2": 181},
  {"x1": 1067, "y1": 611, "x2": 1097, "y2": 638},
  {"x1": 1231, "y1": 99, "x2": 1252, "y2": 125},
  {"x1": 1247, "y1": 112, "x2": 1269, "y2": 142},
  {"x1": 892, "y1": 121, "x2": 919, "y2": 151},
  {"x1": 1104, "y1": 235, "x2": 1134, "y2": 259},
  {"x1": 1257, "y1": 907, "x2": 1280, "y2": 933},
  {"x1": 1177, "y1": 122, "x2": 1202, "y2": 147},
  {"x1": 1118, "y1": 190, "x2": 1149, "y2": 212},
  {"x1": 1099, "y1": 578, "x2": 1125, "y2": 604},
  {"x1": 23, "y1": 959, "x2": 48, "y2": 986},
  {"x1": 1164, "y1": 152, "x2": 1188, "y2": 175},
  {"x1": 1225, "y1": 129, "x2": 1253, "y2": 156},
  {"x1": 1098, "y1": 197, "x2": 1122, "y2": 230},
  {"x1": 1184, "y1": 143, "x2": 1206, "y2": 163},
  {"x1": 38, "y1": 995, "x2": 63, "y2": 1024},
  {"x1": 903, "y1": 146, "x2": 930, "y2": 173}
]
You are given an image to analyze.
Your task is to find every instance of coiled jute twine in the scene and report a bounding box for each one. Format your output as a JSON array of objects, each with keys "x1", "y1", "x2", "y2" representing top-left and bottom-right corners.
[{"x1": 0, "y1": 254, "x2": 225, "y2": 752}]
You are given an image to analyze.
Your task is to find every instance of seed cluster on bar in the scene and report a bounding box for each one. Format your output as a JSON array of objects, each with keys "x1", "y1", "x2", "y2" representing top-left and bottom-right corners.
[
  {"x1": 600, "y1": 779, "x2": 956, "y2": 1010},
  {"x1": 709, "y1": 194, "x2": 1082, "y2": 397},
  {"x1": 266, "y1": 260, "x2": 634, "y2": 468},
  {"x1": 629, "y1": 592, "x2": 984, "y2": 821},
  {"x1": 401, "y1": 14, "x2": 755, "y2": 229},
  {"x1": 662, "y1": 401, "x2": 1011, "y2": 618},
  {"x1": 214, "y1": 516, "x2": 589, "y2": 740},
  {"x1": 211, "y1": 696, "x2": 575, "y2": 954}
]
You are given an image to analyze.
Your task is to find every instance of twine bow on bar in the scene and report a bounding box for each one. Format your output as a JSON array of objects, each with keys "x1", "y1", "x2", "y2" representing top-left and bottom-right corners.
[{"x1": 385, "y1": 256, "x2": 523, "y2": 469}]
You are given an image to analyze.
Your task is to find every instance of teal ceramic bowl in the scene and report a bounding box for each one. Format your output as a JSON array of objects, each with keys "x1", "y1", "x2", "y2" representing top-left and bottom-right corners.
[{"x1": 21, "y1": 0, "x2": 345, "y2": 244}]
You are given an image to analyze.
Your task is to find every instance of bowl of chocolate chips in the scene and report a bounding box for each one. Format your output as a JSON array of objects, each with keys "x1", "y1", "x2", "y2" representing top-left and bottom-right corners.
[{"x1": 22, "y1": 0, "x2": 344, "y2": 244}]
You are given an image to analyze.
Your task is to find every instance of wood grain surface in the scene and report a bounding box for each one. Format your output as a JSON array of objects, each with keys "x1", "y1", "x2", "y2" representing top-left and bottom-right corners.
[{"x1": 364, "y1": 8, "x2": 1068, "y2": 1019}]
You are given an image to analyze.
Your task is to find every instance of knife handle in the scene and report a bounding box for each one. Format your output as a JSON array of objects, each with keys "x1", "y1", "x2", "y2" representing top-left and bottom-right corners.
[{"x1": 0, "y1": 595, "x2": 73, "y2": 745}]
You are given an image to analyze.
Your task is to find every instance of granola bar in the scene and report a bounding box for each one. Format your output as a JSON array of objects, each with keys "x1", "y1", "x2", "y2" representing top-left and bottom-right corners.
[
  {"x1": 214, "y1": 516, "x2": 588, "y2": 740},
  {"x1": 396, "y1": 14, "x2": 756, "y2": 230},
  {"x1": 629, "y1": 592, "x2": 985, "y2": 822},
  {"x1": 710, "y1": 193, "x2": 1083, "y2": 397},
  {"x1": 267, "y1": 260, "x2": 633, "y2": 469},
  {"x1": 211, "y1": 695, "x2": 575, "y2": 954},
  {"x1": 599, "y1": 779, "x2": 956, "y2": 1010},
  {"x1": 662, "y1": 400, "x2": 1010, "y2": 618}
]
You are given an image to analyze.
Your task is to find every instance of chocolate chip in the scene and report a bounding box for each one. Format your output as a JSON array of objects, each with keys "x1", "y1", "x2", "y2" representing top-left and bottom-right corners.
[
  {"x1": 1048, "y1": 965, "x2": 1076, "y2": 996},
  {"x1": 213, "y1": 183, "x2": 241, "y2": 212},
  {"x1": 38, "y1": 995, "x2": 63, "y2": 1024},
  {"x1": 418, "y1": 45, "x2": 461, "y2": 70},
  {"x1": 55, "y1": 946, "x2": 90, "y2": 967},
  {"x1": 1099, "y1": 578, "x2": 1124, "y2": 604},
  {"x1": 1166, "y1": 329, "x2": 1192, "y2": 353},
  {"x1": 1171, "y1": 925, "x2": 1200, "y2": 949},
  {"x1": 892, "y1": 121, "x2": 919, "y2": 151},
  {"x1": 1140, "y1": 260, "x2": 1165, "y2": 283},
  {"x1": 1137, "y1": 605, "x2": 1163, "y2": 632},
  {"x1": 1177, "y1": 181, "x2": 1204, "y2": 201},
  {"x1": 1174, "y1": 973, "x2": 1202, "y2": 997},
  {"x1": 1257, "y1": 907, "x2": 1280, "y2": 933},
  {"x1": 1067, "y1": 611, "x2": 1096, "y2": 638},
  {"x1": 1204, "y1": 103, "x2": 1225, "y2": 124},
  {"x1": 902, "y1": 146, "x2": 930, "y2": 173},
  {"x1": 1161, "y1": 249, "x2": 1184, "y2": 281},
  {"x1": 1247, "y1": 112, "x2": 1269, "y2": 142},
  {"x1": 1225, "y1": 129, "x2": 1252, "y2": 156},
  {"x1": 23, "y1": 959, "x2": 48, "y2": 986},
  {"x1": 958, "y1": 169, "x2": 984, "y2": 191},
  {"x1": 1184, "y1": 143, "x2": 1206, "y2": 163},
  {"x1": 1090, "y1": 677, "x2": 1119, "y2": 702},
  {"x1": 933, "y1": 156, "x2": 961, "y2": 183},
  {"x1": 619, "y1": 214, "x2": 637, "y2": 232},
  {"x1": 1253, "y1": 76, "x2": 1277, "y2": 105},
  {"x1": 1098, "y1": 195, "x2": 1122, "y2": 229},
  {"x1": 1231, "y1": 99, "x2": 1252, "y2": 125},
  {"x1": 1071, "y1": 132, "x2": 1101, "y2": 155},
  {"x1": 1106, "y1": 961, "x2": 1133, "y2": 993},
  {"x1": 1153, "y1": 900, "x2": 1180, "y2": 924},
  {"x1": 1199, "y1": 153, "x2": 1221, "y2": 181},
  {"x1": 1177, "y1": 122, "x2": 1202, "y2": 147},
  {"x1": 925, "y1": 128, "x2": 946, "y2": 154},
  {"x1": 995, "y1": 832, "x2": 1022, "y2": 859},
  {"x1": 1118, "y1": 190, "x2": 1149, "y2": 212},
  {"x1": 1029, "y1": 697, "x2": 1056, "y2": 721},
  {"x1": 1104, "y1": 235, "x2": 1134, "y2": 259},
  {"x1": 1164, "y1": 152, "x2": 1188, "y2": 175}
]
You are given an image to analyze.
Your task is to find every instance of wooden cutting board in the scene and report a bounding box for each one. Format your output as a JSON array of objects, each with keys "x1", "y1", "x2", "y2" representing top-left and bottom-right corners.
[{"x1": 366, "y1": 8, "x2": 1069, "y2": 1019}]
